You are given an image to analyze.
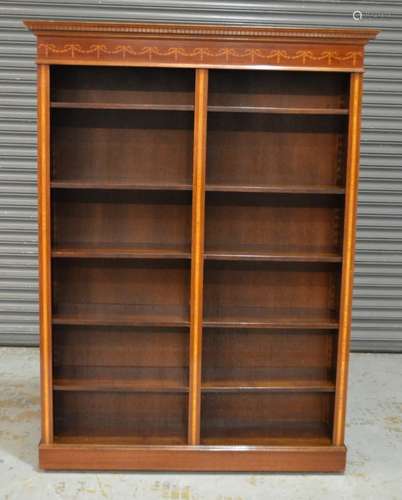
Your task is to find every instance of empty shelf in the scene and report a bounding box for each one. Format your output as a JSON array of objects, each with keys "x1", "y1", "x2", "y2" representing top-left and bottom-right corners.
[
  {"x1": 202, "y1": 380, "x2": 335, "y2": 393},
  {"x1": 51, "y1": 181, "x2": 192, "y2": 191},
  {"x1": 208, "y1": 105, "x2": 348, "y2": 115},
  {"x1": 205, "y1": 245, "x2": 342, "y2": 263},
  {"x1": 203, "y1": 306, "x2": 339, "y2": 329},
  {"x1": 54, "y1": 435, "x2": 187, "y2": 445},
  {"x1": 53, "y1": 303, "x2": 190, "y2": 327},
  {"x1": 52, "y1": 243, "x2": 191, "y2": 260},
  {"x1": 201, "y1": 422, "x2": 332, "y2": 446},
  {"x1": 51, "y1": 101, "x2": 194, "y2": 112},
  {"x1": 206, "y1": 184, "x2": 345, "y2": 194},
  {"x1": 54, "y1": 366, "x2": 189, "y2": 393}
]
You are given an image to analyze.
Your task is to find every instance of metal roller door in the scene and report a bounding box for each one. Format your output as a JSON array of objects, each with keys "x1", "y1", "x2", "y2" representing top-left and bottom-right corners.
[{"x1": 0, "y1": 1, "x2": 401, "y2": 351}]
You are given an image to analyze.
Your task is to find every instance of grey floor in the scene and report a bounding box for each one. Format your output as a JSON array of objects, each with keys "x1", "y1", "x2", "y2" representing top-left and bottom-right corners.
[{"x1": 0, "y1": 348, "x2": 401, "y2": 500}]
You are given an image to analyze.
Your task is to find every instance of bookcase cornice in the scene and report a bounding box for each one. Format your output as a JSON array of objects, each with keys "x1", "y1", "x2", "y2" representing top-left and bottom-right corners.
[{"x1": 25, "y1": 21, "x2": 378, "y2": 71}]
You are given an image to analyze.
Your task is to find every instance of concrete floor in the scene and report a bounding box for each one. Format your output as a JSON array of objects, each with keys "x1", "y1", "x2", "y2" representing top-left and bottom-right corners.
[{"x1": 0, "y1": 348, "x2": 401, "y2": 500}]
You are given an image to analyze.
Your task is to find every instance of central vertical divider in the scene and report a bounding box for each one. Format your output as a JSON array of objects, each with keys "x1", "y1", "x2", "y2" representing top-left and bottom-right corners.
[{"x1": 188, "y1": 68, "x2": 209, "y2": 445}]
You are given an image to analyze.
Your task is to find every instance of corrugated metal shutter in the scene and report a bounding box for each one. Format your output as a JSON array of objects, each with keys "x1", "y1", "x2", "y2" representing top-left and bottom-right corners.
[{"x1": 0, "y1": 1, "x2": 401, "y2": 351}]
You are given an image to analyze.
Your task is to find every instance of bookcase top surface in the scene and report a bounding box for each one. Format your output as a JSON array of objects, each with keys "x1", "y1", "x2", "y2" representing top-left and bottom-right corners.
[{"x1": 24, "y1": 20, "x2": 378, "y2": 44}]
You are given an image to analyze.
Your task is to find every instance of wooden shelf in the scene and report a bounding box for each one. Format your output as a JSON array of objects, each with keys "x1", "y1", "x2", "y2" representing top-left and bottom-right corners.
[
  {"x1": 52, "y1": 243, "x2": 190, "y2": 260},
  {"x1": 53, "y1": 366, "x2": 189, "y2": 393},
  {"x1": 204, "y1": 306, "x2": 339, "y2": 329},
  {"x1": 201, "y1": 422, "x2": 332, "y2": 446},
  {"x1": 53, "y1": 380, "x2": 188, "y2": 393},
  {"x1": 51, "y1": 181, "x2": 192, "y2": 191},
  {"x1": 51, "y1": 101, "x2": 194, "y2": 112},
  {"x1": 51, "y1": 181, "x2": 345, "y2": 195},
  {"x1": 52, "y1": 244, "x2": 340, "y2": 262},
  {"x1": 202, "y1": 380, "x2": 335, "y2": 393},
  {"x1": 54, "y1": 435, "x2": 188, "y2": 445},
  {"x1": 208, "y1": 105, "x2": 348, "y2": 115},
  {"x1": 53, "y1": 303, "x2": 190, "y2": 327},
  {"x1": 204, "y1": 320, "x2": 339, "y2": 330},
  {"x1": 206, "y1": 184, "x2": 345, "y2": 194},
  {"x1": 205, "y1": 246, "x2": 342, "y2": 263},
  {"x1": 52, "y1": 102, "x2": 347, "y2": 115}
]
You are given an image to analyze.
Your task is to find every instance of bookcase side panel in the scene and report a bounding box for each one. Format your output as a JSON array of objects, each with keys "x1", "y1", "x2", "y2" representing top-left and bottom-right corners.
[
  {"x1": 333, "y1": 72, "x2": 363, "y2": 445},
  {"x1": 37, "y1": 63, "x2": 53, "y2": 444}
]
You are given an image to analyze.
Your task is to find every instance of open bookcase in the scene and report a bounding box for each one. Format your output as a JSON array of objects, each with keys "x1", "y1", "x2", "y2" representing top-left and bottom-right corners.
[{"x1": 26, "y1": 20, "x2": 378, "y2": 472}]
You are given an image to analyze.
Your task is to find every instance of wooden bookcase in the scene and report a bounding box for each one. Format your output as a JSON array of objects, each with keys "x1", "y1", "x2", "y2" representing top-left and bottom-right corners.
[{"x1": 25, "y1": 20, "x2": 378, "y2": 472}]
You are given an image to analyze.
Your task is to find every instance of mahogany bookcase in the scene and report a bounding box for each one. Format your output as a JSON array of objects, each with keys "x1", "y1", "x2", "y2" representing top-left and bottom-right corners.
[{"x1": 25, "y1": 20, "x2": 378, "y2": 472}]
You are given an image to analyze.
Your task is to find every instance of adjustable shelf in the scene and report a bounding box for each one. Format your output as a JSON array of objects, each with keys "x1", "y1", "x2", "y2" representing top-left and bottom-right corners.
[
  {"x1": 52, "y1": 244, "x2": 338, "y2": 262},
  {"x1": 205, "y1": 184, "x2": 345, "y2": 194},
  {"x1": 54, "y1": 103, "x2": 348, "y2": 115},
  {"x1": 52, "y1": 181, "x2": 343, "y2": 195},
  {"x1": 201, "y1": 380, "x2": 335, "y2": 393},
  {"x1": 51, "y1": 181, "x2": 193, "y2": 191},
  {"x1": 203, "y1": 313, "x2": 339, "y2": 330},
  {"x1": 52, "y1": 243, "x2": 191, "y2": 260},
  {"x1": 51, "y1": 101, "x2": 195, "y2": 112},
  {"x1": 204, "y1": 245, "x2": 342, "y2": 263},
  {"x1": 52, "y1": 303, "x2": 190, "y2": 327},
  {"x1": 208, "y1": 105, "x2": 348, "y2": 115},
  {"x1": 27, "y1": 19, "x2": 378, "y2": 472},
  {"x1": 53, "y1": 366, "x2": 189, "y2": 393}
]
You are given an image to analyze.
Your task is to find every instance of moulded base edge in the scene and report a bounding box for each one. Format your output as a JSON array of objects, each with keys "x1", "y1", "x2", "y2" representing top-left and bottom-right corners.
[{"x1": 39, "y1": 442, "x2": 346, "y2": 472}]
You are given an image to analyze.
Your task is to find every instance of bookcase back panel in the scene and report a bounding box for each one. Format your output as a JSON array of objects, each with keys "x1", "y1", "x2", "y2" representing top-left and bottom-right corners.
[
  {"x1": 204, "y1": 262, "x2": 340, "y2": 323},
  {"x1": 54, "y1": 326, "x2": 188, "y2": 367},
  {"x1": 207, "y1": 114, "x2": 347, "y2": 187},
  {"x1": 205, "y1": 193, "x2": 343, "y2": 255},
  {"x1": 209, "y1": 70, "x2": 349, "y2": 109},
  {"x1": 201, "y1": 392, "x2": 334, "y2": 445},
  {"x1": 53, "y1": 326, "x2": 189, "y2": 389},
  {"x1": 52, "y1": 66, "x2": 195, "y2": 106},
  {"x1": 202, "y1": 329, "x2": 336, "y2": 385},
  {"x1": 54, "y1": 392, "x2": 187, "y2": 444},
  {"x1": 53, "y1": 190, "x2": 191, "y2": 249},
  {"x1": 52, "y1": 109, "x2": 194, "y2": 185},
  {"x1": 52, "y1": 259, "x2": 190, "y2": 322}
]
